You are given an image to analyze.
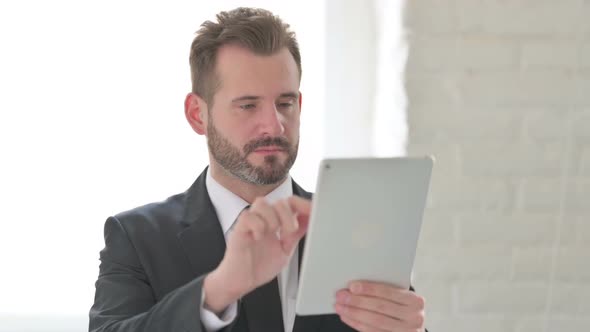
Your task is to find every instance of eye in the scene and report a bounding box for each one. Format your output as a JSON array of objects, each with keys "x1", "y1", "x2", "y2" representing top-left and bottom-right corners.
[
  {"x1": 277, "y1": 102, "x2": 294, "y2": 110},
  {"x1": 239, "y1": 104, "x2": 256, "y2": 110}
]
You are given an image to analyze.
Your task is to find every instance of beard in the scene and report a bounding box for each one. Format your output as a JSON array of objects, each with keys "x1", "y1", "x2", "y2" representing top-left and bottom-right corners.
[{"x1": 207, "y1": 119, "x2": 298, "y2": 185}]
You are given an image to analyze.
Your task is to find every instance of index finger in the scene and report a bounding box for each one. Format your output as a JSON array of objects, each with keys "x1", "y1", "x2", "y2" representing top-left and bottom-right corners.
[
  {"x1": 287, "y1": 196, "x2": 311, "y2": 217},
  {"x1": 348, "y1": 281, "x2": 425, "y2": 309}
]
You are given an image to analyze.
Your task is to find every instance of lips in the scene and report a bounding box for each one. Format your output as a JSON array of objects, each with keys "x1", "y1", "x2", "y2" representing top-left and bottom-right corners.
[{"x1": 254, "y1": 146, "x2": 285, "y2": 153}]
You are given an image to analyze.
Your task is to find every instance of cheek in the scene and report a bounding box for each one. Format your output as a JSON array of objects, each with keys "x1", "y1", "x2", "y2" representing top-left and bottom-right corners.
[
  {"x1": 286, "y1": 118, "x2": 300, "y2": 137},
  {"x1": 233, "y1": 129, "x2": 256, "y2": 148}
]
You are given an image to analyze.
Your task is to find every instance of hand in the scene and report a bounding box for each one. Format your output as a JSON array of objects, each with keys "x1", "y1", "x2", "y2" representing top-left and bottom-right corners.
[
  {"x1": 203, "y1": 196, "x2": 311, "y2": 313},
  {"x1": 334, "y1": 281, "x2": 425, "y2": 332}
]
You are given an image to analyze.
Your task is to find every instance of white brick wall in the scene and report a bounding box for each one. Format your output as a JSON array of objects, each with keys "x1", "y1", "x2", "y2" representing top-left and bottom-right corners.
[{"x1": 405, "y1": 0, "x2": 590, "y2": 330}]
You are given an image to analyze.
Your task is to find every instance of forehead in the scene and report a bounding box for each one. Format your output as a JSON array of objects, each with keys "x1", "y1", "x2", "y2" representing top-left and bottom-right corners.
[{"x1": 214, "y1": 44, "x2": 300, "y2": 97}]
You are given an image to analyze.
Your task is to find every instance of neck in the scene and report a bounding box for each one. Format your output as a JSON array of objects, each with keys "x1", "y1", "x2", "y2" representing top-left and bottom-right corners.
[{"x1": 208, "y1": 161, "x2": 286, "y2": 204}]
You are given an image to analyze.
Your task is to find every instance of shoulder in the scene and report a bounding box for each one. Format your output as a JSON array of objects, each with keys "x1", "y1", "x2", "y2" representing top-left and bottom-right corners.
[
  {"x1": 114, "y1": 192, "x2": 186, "y2": 228},
  {"x1": 100, "y1": 191, "x2": 190, "y2": 263},
  {"x1": 105, "y1": 191, "x2": 190, "y2": 245}
]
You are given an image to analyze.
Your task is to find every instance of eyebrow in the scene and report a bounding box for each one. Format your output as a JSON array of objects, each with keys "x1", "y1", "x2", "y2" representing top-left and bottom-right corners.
[
  {"x1": 278, "y1": 92, "x2": 299, "y2": 99},
  {"x1": 231, "y1": 92, "x2": 299, "y2": 103}
]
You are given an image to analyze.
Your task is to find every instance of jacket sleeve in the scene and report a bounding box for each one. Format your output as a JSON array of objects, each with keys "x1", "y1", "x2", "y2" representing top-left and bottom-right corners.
[{"x1": 89, "y1": 216, "x2": 206, "y2": 332}]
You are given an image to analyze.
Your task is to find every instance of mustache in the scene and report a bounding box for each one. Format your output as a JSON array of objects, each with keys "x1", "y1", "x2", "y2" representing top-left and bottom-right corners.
[{"x1": 244, "y1": 136, "x2": 291, "y2": 154}]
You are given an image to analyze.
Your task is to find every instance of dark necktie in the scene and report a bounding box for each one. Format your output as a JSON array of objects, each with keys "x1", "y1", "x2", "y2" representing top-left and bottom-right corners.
[
  {"x1": 233, "y1": 205, "x2": 285, "y2": 332},
  {"x1": 242, "y1": 278, "x2": 284, "y2": 332}
]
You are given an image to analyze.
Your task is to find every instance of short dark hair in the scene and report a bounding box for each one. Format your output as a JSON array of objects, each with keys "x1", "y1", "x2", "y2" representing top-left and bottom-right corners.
[{"x1": 189, "y1": 7, "x2": 302, "y2": 105}]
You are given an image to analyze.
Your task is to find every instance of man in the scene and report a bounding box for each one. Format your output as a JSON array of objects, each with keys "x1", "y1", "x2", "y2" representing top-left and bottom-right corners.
[{"x1": 90, "y1": 7, "x2": 426, "y2": 332}]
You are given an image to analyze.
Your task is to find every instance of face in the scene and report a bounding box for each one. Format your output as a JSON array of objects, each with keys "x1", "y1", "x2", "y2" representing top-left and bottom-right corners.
[{"x1": 204, "y1": 45, "x2": 301, "y2": 185}]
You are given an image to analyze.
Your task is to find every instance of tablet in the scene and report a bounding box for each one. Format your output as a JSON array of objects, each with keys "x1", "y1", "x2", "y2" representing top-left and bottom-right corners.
[{"x1": 295, "y1": 156, "x2": 434, "y2": 315}]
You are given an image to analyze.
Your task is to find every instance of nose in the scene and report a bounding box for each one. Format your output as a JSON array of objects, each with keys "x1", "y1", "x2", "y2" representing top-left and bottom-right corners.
[{"x1": 258, "y1": 104, "x2": 285, "y2": 137}]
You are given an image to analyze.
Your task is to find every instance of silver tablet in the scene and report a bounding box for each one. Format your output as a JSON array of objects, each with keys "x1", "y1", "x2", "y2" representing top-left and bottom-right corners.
[{"x1": 295, "y1": 156, "x2": 434, "y2": 315}]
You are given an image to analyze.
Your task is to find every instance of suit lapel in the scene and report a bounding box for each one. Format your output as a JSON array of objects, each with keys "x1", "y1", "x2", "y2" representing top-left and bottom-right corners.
[
  {"x1": 176, "y1": 172, "x2": 325, "y2": 332},
  {"x1": 177, "y1": 168, "x2": 227, "y2": 277}
]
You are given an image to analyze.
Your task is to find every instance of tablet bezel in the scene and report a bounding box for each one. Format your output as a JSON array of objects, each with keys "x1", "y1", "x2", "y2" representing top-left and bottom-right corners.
[{"x1": 295, "y1": 156, "x2": 434, "y2": 315}]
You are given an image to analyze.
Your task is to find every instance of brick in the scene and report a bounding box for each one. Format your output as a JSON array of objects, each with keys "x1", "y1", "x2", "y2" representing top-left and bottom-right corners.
[
  {"x1": 569, "y1": 142, "x2": 590, "y2": 176},
  {"x1": 452, "y1": 0, "x2": 490, "y2": 34},
  {"x1": 565, "y1": 178, "x2": 590, "y2": 213},
  {"x1": 581, "y1": 43, "x2": 590, "y2": 68},
  {"x1": 407, "y1": 143, "x2": 461, "y2": 178},
  {"x1": 403, "y1": 0, "x2": 455, "y2": 33},
  {"x1": 522, "y1": 110, "x2": 570, "y2": 143},
  {"x1": 558, "y1": 215, "x2": 590, "y2": 246},
  {"x1": 457, "y1": 213, "x2": 557, "y2": 247},
  {"x1": 413, "y1": 248, "x2": 460, "y2": 281},
  {"x1": 406, "y1": 72, "x2": 461, "y2": 106},
  {"x1": 407, "y1": 106, "x2": 445, "y2": 144},
  {"x1": 407, "y1": 36, "x2": 518, "y2": 71},
  {"x1": 461, "y1": 142, "x2": 566, "y2": 177},
  {"x1": 578, "y1": 285, "x2": 590, "y2": 314},
  {"x1": 521, "y1": 42, "x2": 579, "y2": 69},
  {"x1": 456, "y1": 71, "x2": 579, "y2": 107},
  {"x1": 575, "y1": 75, "x2": 590, "y2": 105},
  {"x1": 520, "y1": 178, "x2": 564, "y2": 213},
  {"x1": 516, "y1": 317, "x2": 590, "y2": 332},
  {"x1": 454, "y1": 247, "x2": 512, "y2": 280},
  {"x1": 456, "y1": 282, "x2": 548, "y2": 314},
  {"x1": 455, "y1": 38, "x2": 519, "y2": 70},
  {"x1": 582, "y1": 0, "x2": 590, "y2": 35},
  {"x1": 414, "y1": 247, "x2": 512, "y2": 281},
  {"x1": 515, "y1": 317, "x2": 547, "y2": 332},
  {"x1": 546, "y1": 318, "x2": 590, "y2": 331},
  {"x1": 410, "y1": 107, "x2": 522, "y2": 143},
  {"x1": 576, "y1": 215, "x2": 590, "y2": 245},
  {"x1": 511, "y1": 248, "x2": 553, "y2": 282},
  {"x1": 416, "y1": 210, "x2": 456, "y2": 248},
  {"x1": 425, "y1": 313, "x2": 517, "y2": 332},
  {"x1": 548, "y1": 283, "x2": 585, "y2": 315},
  {"x1": 554, "y1": 247, "x2": 590, "y2": 282},
  {"x1": 455, "y1": 0, "x2": 585, "y2": 36},
  {"x1": 571, "y1": 111, "x2": 590, "y2": 141},
  {"x1": 406, "y1": 37, "x2": 457, "y2": 71},
  {"x1": 407, "y1": 280, "x2": 454, "y2": 315},
  {"x1": 427, "y1": 176, "x2": 516, "y2": 212}
]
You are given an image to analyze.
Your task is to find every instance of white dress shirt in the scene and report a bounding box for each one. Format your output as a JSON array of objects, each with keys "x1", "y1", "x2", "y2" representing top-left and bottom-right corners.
[{"x1": 200, "y1": 169, "x2": 299, "y2": 332}]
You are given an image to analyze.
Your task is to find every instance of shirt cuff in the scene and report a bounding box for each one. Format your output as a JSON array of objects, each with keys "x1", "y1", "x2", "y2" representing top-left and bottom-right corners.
[{"x1": 200, "y1": 289, "x2": 238, "y2": 331}]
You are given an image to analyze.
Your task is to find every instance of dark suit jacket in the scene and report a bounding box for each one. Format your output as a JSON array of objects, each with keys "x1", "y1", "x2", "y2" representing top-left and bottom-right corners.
[{"x1": 89, "y1": 168, "x2": 357, "y2": 332}]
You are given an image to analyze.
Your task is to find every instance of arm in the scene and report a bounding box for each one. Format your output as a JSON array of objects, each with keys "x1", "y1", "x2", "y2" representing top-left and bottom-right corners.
[
  {"x1": 89, "y1": 216, "x2": 209, "y2": 332},
  {"x1": 90, "y1": 195, "x2": 310, "y2": 332}
]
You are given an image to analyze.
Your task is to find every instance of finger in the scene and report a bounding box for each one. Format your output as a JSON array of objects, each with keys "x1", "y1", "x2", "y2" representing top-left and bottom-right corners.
[
  {"x1": 336, "y1": 302, "x2": 411, "y2": 332},
  {"x1": 336, "y1": 308, "x2": 390, "y2": 332},
  {"x1": 250, "y1": 197, "x2": 281, "y2": 233},
  {"x1": 238, "y1": 210, "x2": 267, "y2": 241},
  {"x1": 287, "y1": 196, "x2": 311, "y2": 222},
  {"x1": 280, "y1": 212, "x2": 309, "y2": 254},
  {"x1": 274, "y1": 199, "x2": 298, "y2": 235},
  {"x1": 336, "y1": 290, "x2": 425, "y2": 329},
  {"x1": 349, "y1": 281, "x2": 426, "y2": 310}
]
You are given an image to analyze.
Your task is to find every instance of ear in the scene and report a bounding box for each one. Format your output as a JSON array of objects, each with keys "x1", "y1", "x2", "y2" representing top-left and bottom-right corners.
[
  {"x1": 298, "y1": 91, "x2": 303, "y2": 112},
  {"x1": 184, "y1": 92, "x2": 208, "y2": 135}
]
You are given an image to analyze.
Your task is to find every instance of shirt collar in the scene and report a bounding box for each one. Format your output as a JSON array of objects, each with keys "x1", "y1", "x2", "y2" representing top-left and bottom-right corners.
[{"x1": 205, "y1": 168, "x2": 293, "y2": 235}]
